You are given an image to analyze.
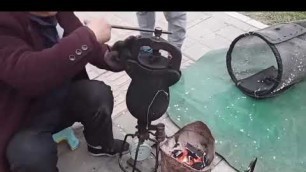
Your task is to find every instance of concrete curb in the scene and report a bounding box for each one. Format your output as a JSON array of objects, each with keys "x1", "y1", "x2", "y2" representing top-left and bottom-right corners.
[{"x1": 225, "y1": 12, "x2": 269, "y2": 29}]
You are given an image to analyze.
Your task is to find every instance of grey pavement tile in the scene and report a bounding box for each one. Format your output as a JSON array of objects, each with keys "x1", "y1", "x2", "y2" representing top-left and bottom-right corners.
[
  {"x1": 155, "y1": 12, "x2": 167, "y2": 22},
  {"x1": 212, "y1": 155, "x2": 223, "y2": 167},
  {"x1": 57, "y1": 125, "x2": 126, "y2": 172},
  {"x1": 114, "y1": 93, "x2": 127, "y2": 107},
  {"x1": 74, "y1": 12, "x2": 136, "y2": 40},
  {"x1": 85, "y1": 64, "x2": 96, "y2": 73},
  {"x1": 201, "y1": 12, "x2": 214, "y2": 17},
  {"x1": 73, "y1": 12, "x2": 96, "y2": 22},
  {"x1": 111, "y1": 75, "x2": 131, "y2": 88},
  {"x1": 191, "y1": 17, "x2": 228, "y2": 33},
  {"x1": 97, "y1": 71, "x2": 114, "y2": 79},
  {"x1": 212, "y1": 13, "x2": 257, "y2": 32},
  {"x1": 181, "y1": 60, "x2": 194, "y2": 69},
  {"x1": 112, "y1": 102, "x2": 128, "y2": 119},
  {"x1": 156, "y1": 18, "x2": 169, "y2": 30},
  {"x1": 183, "y1": 43, "x2": 211, "y2": 61},
  {"x1": 187, "y1": 23, "x2": 215, "y2": 40},
  {"x1": 182, "y1": 36, "x2": 202, "y2": 52},
  {"x1": 198, "y1": 33, "x2": 231, "y2": 50},
  {"x1": 225, "y1": 12, "x2": 252, "y2": 23},
  {"x1": 216, "y1": 25, "x2": 246, "y2": 41},
  {"x1": 187, "y1": 12, "x2": 212, "y2": 29},
  {"x1": 186, "y1": 25, "x2": 231, "y2": 50},
  {"x1": 85, "y1": 66, "x2": 107, "y2": 79},
  {"x1": 108, "y1": 34, "x2": 121, "y2": 45},
  {"x1": 105, "y1": 72, "x2": 127, "y2": 81},
  {"x1": 113, "y1": 12, "x2": 139, "y2": 26},
  {"x1": 112, "y1": 87, "x2": 127, "y2": 100},
  {"x1": 182, "y1": 54, "x2": 193, "y2": 62},
  {"x1": 247, "y1": 19, "x2": 269, "y2": 29},
  {"x1": 113, "y1": 111, "x2": 138, "y2": 134},
  {"x1": 112, "y1": 82, "x2": 130, "y2": 98},
  {"x1": 110, "y1": 78, "x2": 130, "y2": 91},
  {"x1": 95, "y1": 72, "x2": 128, "y2": 89},
  {"x1": 212, "y1": 160, "x2": 237, "y2": 172}
]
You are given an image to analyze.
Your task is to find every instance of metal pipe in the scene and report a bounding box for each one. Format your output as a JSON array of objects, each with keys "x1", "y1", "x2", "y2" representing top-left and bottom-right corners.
[
  {"x1": 111, "y1": 25, "x2": 172, "y2": 34},
  {"x1": 83, "y1": 20, "x2": 171, "y2": 34}
]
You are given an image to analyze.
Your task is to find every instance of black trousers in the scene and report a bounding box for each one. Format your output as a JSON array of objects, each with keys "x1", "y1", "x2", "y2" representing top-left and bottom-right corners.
[{"x1": 6, "y1": 80, "x2": 114, "y2": 172}]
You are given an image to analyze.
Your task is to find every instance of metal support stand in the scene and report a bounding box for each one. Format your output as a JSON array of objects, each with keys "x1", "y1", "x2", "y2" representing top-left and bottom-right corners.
[
  {"x1": 116, "y1": 26, "x2": 178, "y2": 172},
  {"x1": 118, "y1": 123, "x2": 165, "y2": 172}
]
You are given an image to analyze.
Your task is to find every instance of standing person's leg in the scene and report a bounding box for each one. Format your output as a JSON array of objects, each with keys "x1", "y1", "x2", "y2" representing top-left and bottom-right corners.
[
  {"x1": 163, "y1": 12, "x2": 187, "y2": 50},
  {"x1": 136, "y1": 12, "x2": 156, "y2": 38},
  {"x1": 6, "y1": 80, "x2": 128, "y2": 172},
  {"x1": 136, "y1": 12, "x2": 156, "y2": 54}
]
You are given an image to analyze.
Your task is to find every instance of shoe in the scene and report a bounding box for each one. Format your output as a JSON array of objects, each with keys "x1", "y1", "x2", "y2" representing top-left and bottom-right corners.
[{"x1": 88, "y1": 139, "x2": 130, "y2": 157}]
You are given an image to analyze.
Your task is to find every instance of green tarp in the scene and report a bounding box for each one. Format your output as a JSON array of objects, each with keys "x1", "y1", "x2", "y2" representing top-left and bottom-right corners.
[{"x1": 168, "y1": 49, "x2": 306, "y2": 172}]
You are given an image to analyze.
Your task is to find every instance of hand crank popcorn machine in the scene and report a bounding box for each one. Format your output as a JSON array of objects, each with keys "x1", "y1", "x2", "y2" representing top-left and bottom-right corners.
[
  {"x1": 114, "y1": 27, "x2": 182, "y2": 172},
  {"x1": 226, "y1": 21, "x2": 306, "y2": 98}
]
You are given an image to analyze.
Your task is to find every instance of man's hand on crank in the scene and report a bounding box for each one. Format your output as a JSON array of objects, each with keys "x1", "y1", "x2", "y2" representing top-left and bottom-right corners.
[{"x1": 104, "y1": 36, "x2": 137, "y2": 72}]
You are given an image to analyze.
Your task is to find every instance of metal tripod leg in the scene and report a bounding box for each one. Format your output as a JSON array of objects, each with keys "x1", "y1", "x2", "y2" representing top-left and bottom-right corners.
[
  {"x1": 132, "y1": 141, "x2": 142, "y2": 172},
  {"x1": 118, "y1": 134, "x2": 135, "y2": 172},
  {"x1": 154, "y1": 142, "x2": 160, "y2": 172},
  {"x1": 119, "y1": 134, "x2": 134, "y2": 158}
]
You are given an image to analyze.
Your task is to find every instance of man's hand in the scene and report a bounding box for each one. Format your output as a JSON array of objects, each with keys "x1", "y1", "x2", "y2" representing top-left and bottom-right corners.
[
  {"x1": 104, "y1": 36, "x2": 137, "y2": 72},
  {"x1": 104, "y1": 51, "x2": 124, "y2": 72},
  {"x1": 86, "y1": 18, "x2": 111, "y2": 44}
]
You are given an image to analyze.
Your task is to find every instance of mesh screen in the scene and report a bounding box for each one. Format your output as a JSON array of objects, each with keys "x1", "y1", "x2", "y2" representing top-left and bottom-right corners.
[{"x1": 231, "y1": 35, "x2": 278, "y2": 81}]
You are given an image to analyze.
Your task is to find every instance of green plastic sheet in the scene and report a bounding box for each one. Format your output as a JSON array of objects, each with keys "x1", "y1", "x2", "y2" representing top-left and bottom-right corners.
[{"x1": 168, "y1": 49, "x2": 306, "y2": 172}]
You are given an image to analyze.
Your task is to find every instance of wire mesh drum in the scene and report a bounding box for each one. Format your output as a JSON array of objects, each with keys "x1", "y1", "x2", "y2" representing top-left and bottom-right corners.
[{"x1": 226, "y1": 22, "x2": 306, "y2": 98}]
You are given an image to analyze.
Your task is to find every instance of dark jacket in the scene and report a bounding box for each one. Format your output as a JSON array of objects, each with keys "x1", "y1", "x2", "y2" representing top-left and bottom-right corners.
[{"x1": 0, "y1": 12, "x2": 110, "y2": 171}]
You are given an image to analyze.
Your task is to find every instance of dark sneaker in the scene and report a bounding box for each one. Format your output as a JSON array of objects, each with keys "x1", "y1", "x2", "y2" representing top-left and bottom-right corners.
[{"x1": 88, "y1": 139, "x2": 130, "y2": 157}]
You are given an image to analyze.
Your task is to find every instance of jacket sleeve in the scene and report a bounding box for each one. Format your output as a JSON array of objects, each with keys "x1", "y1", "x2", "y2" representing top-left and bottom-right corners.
[
  {"x1": 0, "y1": 25, "x2": 109, "y2": 97},
  {"x1": 57, "y1": 11, "x2": 112, "y2": 70}
]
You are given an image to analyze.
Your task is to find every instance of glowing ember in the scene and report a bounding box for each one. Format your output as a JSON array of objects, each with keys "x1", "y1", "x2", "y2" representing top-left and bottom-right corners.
[{"x1": 171, "y1": 143, "x2": 207, "y2": 170}]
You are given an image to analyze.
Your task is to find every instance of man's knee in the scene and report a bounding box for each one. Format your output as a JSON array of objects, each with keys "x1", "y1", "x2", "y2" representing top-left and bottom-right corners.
[
  {"x1": 6, "y1": 130, "x2": 57, "y2": 172},
  {"x1": 65, "y1": 80, "x2": 114, "y2": 116}
]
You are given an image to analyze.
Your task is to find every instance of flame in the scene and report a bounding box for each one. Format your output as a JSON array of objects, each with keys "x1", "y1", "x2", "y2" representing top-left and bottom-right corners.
[{"x1": 174, "y1": 149, "x2": 203, "y2": 167}]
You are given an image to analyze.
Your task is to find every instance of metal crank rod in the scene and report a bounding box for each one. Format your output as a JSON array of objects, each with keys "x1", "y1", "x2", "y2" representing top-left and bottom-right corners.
[
  {"x1": 111, "y1": 25, "x2": 172, "y2": 35},
  {"x1": 83, "y1": 20, "x2": 172, "y2": 35}
]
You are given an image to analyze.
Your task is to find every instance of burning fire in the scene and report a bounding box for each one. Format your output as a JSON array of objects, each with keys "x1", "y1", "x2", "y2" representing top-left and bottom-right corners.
[
  {"x1": 171, "y1": 143, "x2": 208, "y2": 170},
  {"x1": 177, "y1": 150, "x2": 191, "y2": 165}
]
